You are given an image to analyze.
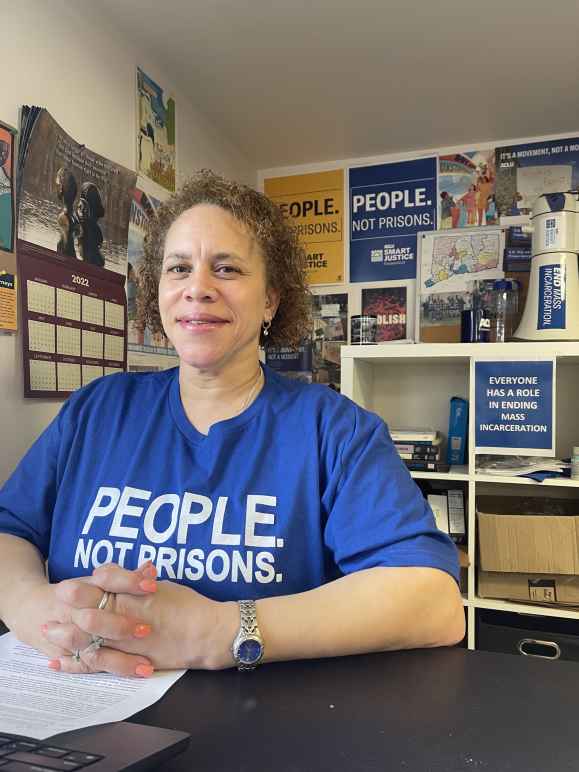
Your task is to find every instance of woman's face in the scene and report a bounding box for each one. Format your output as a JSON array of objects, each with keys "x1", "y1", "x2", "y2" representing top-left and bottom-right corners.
[{"x1": 158, "y1": 204, "x2": 279, "y2": 374}]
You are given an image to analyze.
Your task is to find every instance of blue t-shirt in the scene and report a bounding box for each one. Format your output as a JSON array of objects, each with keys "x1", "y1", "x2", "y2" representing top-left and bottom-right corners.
[{"x1": 0, "y1": 367, "x2": 459, "y2": 601}]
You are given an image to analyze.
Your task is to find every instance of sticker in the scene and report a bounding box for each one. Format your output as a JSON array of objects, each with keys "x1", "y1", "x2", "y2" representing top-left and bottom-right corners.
[
  {"x1": 545, "y1": 217, "x2": 557, "y2": 248},
  {"x1": 538, "y1": 264, "x2": 566, "y2": 329},
  {"x1": 528, "y1": 579, "x2": 557, "y2": 603}
]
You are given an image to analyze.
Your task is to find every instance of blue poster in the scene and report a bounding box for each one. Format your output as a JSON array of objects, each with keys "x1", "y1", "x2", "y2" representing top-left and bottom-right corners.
[
  {"x1": 495, "y1": 136, "x2": 579, "y2": 217},
  {"x1": 349, "y1": 157, "x2": 437, "y2": 281},
  {"x1": 475, "y1": 360, "x2": 554, "y2": 453}
]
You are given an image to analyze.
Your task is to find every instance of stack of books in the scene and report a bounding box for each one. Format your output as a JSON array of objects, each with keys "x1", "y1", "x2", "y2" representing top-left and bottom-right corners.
[{"x1": 390, "y1": 428, "x2": 449, "y2": 473}]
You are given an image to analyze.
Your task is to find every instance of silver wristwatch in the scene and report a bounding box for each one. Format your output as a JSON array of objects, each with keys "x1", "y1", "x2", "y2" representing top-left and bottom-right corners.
[{"x1": 231, "y1": 600, "x2": 264, "y2": 671}]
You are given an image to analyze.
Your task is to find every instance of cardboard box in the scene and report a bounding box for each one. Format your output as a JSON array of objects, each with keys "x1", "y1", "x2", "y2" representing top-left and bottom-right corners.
[
  {"x1": 477, "y1": 496, "x2": 579, "y2": 575},
  {"x1": 478, "y1": 571, "x2": 579, "y2": 605}
]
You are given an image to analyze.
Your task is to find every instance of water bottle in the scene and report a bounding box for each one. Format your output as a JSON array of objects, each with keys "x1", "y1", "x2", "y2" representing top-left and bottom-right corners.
[
  {"x1": 490, "y1": 279, "x2": 520, "y2": 342},
  {"x1": 491, "y1": 280, "x2": 509, "y2": 342}
]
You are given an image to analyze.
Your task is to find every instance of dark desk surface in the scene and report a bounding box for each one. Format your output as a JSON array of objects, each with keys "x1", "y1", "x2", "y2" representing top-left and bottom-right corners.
[{"x1": 132, "y1": 646, "x2": 578, "y2": 772}]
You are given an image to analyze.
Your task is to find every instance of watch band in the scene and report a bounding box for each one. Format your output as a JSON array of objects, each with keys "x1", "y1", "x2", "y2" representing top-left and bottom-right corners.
[{"x1": 232, "y1": 599, "x2": 264, "y2": 670}]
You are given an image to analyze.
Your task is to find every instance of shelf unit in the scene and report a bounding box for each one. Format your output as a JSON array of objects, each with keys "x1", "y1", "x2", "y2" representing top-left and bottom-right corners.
[{"x1": 340, "y1": 341, "x2": 579, "y2": 650}]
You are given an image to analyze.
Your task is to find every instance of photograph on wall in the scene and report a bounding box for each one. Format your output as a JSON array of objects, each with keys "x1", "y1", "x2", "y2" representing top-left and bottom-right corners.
[
  {"x1": 311, "y1": 292, "x2": 348, "y2": 390},
  {"x1": 0, "y1": 122, "x2": 16, "y2": 253},
  {"x1": 127, "y1": 186, "x2": 174, "y2": 355},
  {"x1": 136, "y1": 67, "x2": 176, "y2": 193},
  {"x1": 361, "y1": 286, "x2": 407, "y2": 342},
  {"x1": 419, "y1": 291, "x2": 468, "y2": 342},
  {"x1": 439, "y1": 150, "x2": 496, "y2": 229},
  {"x1": 495, "y1": 136, "x2": 579, "y2": 216},
  {"x1": 349, "y1": 157, "x2": 437, "y2": 282},
  {"x1": 264, "y1": 170, "x2": 344, "y2": 285},
  {"x1": 17, "y1": 107, "x2": 136, "y2": 277}
]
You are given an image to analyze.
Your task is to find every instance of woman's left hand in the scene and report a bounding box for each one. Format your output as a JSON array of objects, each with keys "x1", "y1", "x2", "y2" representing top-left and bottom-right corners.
[{"x1": 41, "y1": 563, "x2": 238, "y2": 675}]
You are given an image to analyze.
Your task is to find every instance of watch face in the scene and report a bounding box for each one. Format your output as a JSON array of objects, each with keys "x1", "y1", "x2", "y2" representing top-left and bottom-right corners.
[{"x1": 238, "y1": 638, "x2": 263, "y2": 665}]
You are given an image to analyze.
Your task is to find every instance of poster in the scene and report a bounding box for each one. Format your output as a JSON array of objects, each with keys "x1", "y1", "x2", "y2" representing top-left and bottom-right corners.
[
  {"x1": 136, "y1": 67, "x2": 176, "y2": 192},
  {"x1": 265, "y1": 344, "x2": 313, "y2": 384},
  {"x1": 19, "y1": 243, "x2": 126, "y2": 398},
  {"x1": 0, "y1": 122, "x2": 15, "y2": 252},
  {"x1": 439, "y1": 150, "x2": 496, "y2": 229},
  {"x1": 361, "y1": 286, "x2": 407, "y2": 342},
  {"x1": 495, "y1": 136, "x2": 579, "y2": 216},
  {"x1": 127, "y1": 187, "x2": 174, "y2": 355},
  {"x1": 264, "y1": 170, "x2": 344, "y2": 284},
  {"x1": 418, "y1": 227, "x2": 504, "y2": 295},
  {"x1": 311, "y1": 292, "x2": 348, "y2": 390},
  {"x1": 0, "y1": 121, "x2": 17, "y2": 331},
  {"x1": 474, "y1": 359, "x2": 555, "y2": 455},
  {"x1": 349, "y1": 157, "x2": 437, "y2": 282},
  {"x1": 17, "y1": 107, "x2": 136, "y2": 277}
]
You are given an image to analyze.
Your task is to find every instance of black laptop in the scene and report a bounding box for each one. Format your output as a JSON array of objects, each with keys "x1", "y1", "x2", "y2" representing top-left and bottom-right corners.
[{"x1": 0, "y1": 721, "x2": 190, "y2": 771}]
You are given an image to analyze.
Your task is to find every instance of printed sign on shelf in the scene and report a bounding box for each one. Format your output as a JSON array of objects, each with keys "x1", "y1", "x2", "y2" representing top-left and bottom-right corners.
[
  {"x1": 264, "y1": 170, "x2": 344, "y2": 285},
  {"x1": 474, "y1": 359, "x2": 555, "y2": 455},
  {"x1": 349, "y1": 157, "x2": 437, "y2": 282}
]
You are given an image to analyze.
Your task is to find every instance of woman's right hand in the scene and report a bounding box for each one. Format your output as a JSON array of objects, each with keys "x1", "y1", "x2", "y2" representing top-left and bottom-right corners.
[{"x1": 4, "y1": 563, "x2": 158, "y2": 665}]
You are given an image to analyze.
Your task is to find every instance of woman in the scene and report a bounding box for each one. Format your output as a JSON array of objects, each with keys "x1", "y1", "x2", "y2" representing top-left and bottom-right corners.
[{"x1": 0, "y1": 171, "x2": 464, "y2": 677}]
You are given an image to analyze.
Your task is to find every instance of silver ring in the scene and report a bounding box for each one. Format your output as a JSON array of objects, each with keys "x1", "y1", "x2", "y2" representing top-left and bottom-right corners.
[
  {"x1": 72, "y1": 649, "x2": 81, "y2": 663},
  {"x1": 90, "y1": 635, "x2": 105, "y2": 648},
  {"x1": 97, "y1": 591, "x2": 110, "y2": 611}
]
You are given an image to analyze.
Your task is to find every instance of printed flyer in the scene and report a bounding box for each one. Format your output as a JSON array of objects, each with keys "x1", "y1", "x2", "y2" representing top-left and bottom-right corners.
[
  {"x1": 136, "y1": 67, "x2": 176, "y2": 192},
  {"x1": 349, "y1": 157, "x2": 437, "y2": 282},
  {"x1": 264, "y1": 170, "x2": 344, "y2": 284},
  {"x1": 439, "y1": 150, "x2": 496, "y2": 229}
]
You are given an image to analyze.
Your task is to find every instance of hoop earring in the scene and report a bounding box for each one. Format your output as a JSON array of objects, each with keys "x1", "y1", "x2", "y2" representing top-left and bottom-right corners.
[{"x1": 262, "y1": 320, "x2": 271, "y2": 337}]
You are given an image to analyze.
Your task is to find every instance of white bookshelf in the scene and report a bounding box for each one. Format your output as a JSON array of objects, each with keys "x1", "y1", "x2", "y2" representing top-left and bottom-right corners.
[{"x1": 341, "y1": 341, "x2": 579, "y2": 651}]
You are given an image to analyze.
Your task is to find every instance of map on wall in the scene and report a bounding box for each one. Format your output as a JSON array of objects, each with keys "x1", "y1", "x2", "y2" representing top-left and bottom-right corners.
[{"x1": 419, "y1": 228, "x2": 504, "y2": 294}]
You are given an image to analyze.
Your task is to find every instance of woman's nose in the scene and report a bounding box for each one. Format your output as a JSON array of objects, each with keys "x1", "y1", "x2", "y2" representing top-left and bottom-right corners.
[{"x1": 182, "y1": 267, "x2": 218, "y2": 301}]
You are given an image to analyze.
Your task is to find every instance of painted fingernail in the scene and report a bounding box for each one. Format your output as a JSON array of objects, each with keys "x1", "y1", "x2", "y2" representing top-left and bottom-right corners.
[
  {"x1": 134, "y1": 624, "x2": 152, "y2": 638},
  {"x1": 141, "y1": 563, "x2": 157, "y2": 579},
  {"x1": 139, "y1": 579, "x2": 157, "y2": 593},
  {"x1": 135, "y1": 664, "x2": 154, "y2": 677},
  {"x1": 48, "y1": 660, "x2": 61, "y2": 671},
  {"x1": 40, "y1": 624, "x2": 48, "y2": 635}
]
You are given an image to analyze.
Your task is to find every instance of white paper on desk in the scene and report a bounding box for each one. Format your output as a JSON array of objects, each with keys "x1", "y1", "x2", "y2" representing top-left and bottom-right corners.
[{"x1": 0, "y1": 632, "x2": 186, "y2": 739}]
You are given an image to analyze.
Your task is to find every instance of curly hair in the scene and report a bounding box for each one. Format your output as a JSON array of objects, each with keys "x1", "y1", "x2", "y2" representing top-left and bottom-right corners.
[{"x1": 136, "y1": 170, "x2": 312, "y2": 349}]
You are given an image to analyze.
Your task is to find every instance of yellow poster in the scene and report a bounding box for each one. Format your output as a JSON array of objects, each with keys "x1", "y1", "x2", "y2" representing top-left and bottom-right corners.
[{"x1": 265, "y1": 170, "x2": 344, "y2": 285}]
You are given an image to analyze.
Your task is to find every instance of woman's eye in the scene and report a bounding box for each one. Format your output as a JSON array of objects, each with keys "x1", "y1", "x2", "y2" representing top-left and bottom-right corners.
[{"x1": 216, "y1": 265, "x2": 239, "y2": 275}]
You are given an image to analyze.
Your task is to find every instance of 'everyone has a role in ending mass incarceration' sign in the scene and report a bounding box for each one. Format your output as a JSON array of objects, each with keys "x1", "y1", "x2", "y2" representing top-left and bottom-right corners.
[
  {"x1": 349, "y1": 157, "x2": 437, "y2": 282},
  {"x1": 264, "y1": 170, "x2": 344, "y2": 285},
  {"x1": 474, "y1": 359, "x2": 555, "y2": 455}
]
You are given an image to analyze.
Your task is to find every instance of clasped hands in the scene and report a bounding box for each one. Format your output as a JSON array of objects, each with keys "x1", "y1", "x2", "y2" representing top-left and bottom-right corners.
[{"x1": 33, "y1": 562, "x2": 237, "y2": 677}]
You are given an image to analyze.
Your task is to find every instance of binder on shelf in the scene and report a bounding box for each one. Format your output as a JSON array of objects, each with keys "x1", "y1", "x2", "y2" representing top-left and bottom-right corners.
[
  {"x1": 405, "y1": 459, "x2": 450, "y2": 472},
  {"x1": 447, "y1": 397, "x2": 468, "y2": 466},
  {"x1": 390, "y1": 427, "x2": 439, "y2": 443}
]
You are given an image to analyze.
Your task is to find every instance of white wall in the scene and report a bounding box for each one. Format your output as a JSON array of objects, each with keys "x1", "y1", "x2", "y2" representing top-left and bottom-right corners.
[{"x1": 0, "y1": 1, "x2": 255, "y2": 483}]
